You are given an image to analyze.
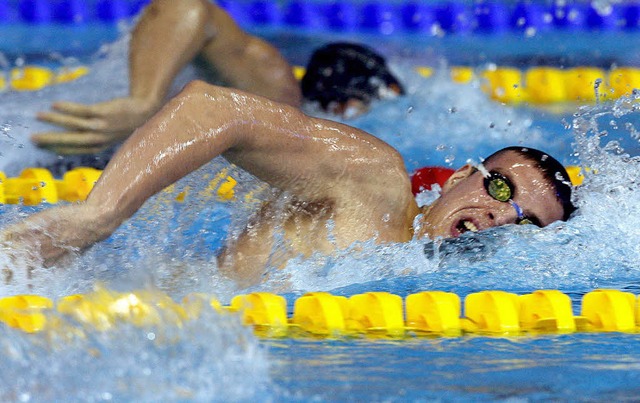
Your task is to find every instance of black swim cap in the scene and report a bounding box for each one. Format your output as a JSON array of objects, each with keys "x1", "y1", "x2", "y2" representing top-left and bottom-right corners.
[{"x1": 301, "y1": 42, "x2": 404, "y2": 111}]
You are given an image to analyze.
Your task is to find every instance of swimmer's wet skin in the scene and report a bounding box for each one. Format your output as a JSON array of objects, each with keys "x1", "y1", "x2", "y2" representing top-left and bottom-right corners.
[{"x1": 0, "y1": 83, "x2": 576, "y2": 286}]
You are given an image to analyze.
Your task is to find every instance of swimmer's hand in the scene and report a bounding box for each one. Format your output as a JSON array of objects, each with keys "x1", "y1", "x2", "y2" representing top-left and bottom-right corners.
[
  {"x1": 0, "y1": 203, "x2": 117, "y2": 267},
  {"x1": 32, "y1": 97, "x2": 159, "y2": 154}
]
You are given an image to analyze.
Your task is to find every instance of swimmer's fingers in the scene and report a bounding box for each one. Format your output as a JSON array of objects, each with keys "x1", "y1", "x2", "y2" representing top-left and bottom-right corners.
[
  {"x1": 48, "y1": 146, "x2": 107, "y2": 155},
  {"x1": 37, "y1": 110, "x2": 105, "y2": 132},
  {"x1": 39, "y1": 99, "x2": 149, "y2": 135},
  {"x1": 31, "y1": 132, "x2": 114, "y2": 155},
  {"x1": 50, "y1": 101, "x2": 100, "y2": 118},
  {"x1": 31, "y1": 131, "x2": 112, "y2": 147}
]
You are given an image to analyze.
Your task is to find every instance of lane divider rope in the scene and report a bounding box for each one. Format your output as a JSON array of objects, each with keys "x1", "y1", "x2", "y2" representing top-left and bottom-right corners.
[
  {"x1": 0, "y1": 65, "x2": 89, "y2": 91},
  {"x1": 0, "y1": 288, "x2": 637, "y2": 337},
  {"x1": 4, "y1": 63, "x2": 639, "y2": 108},
  {"x1": 0, "y1": 167, "x2": 239, "y2": 205},
  {"x1": 4, "y1": 0, "x2": 640, "y2": 35}
]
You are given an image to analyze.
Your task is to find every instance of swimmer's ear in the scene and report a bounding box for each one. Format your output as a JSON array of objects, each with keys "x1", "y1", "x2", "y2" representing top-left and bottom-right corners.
[{"x1": 441, "y1": 164, "x2": 475, "y2": 194}]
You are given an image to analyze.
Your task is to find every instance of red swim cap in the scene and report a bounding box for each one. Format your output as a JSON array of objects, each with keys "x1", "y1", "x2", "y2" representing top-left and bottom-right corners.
[{"x1": 410, "y1": 166, "x2": 455, "y2": 196}]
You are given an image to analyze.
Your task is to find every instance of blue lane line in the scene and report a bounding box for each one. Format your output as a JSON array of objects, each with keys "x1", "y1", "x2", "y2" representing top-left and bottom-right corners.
[{"x1": 1, "y1": 0, "x2": 640, "y2": 34}]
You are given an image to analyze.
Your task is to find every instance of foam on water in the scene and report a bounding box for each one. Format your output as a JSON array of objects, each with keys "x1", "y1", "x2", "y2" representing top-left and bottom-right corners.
[{"x1": 0, "y1": 302, "x2": 271, "y2": 401}]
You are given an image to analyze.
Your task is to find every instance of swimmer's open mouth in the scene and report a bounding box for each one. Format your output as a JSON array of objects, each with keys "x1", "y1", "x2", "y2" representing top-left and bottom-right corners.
[{"x1": 455, "y1": 220, "x2": 479, "y2": 235}]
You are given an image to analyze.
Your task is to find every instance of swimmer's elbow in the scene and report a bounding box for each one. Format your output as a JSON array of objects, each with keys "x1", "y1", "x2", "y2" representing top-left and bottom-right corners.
[
  {"x1": 175, "y1": 80, "x2": 237, "y2": 109},
  {"x1": 179, "y1": 80, "x2": 261, "y2": 103}
]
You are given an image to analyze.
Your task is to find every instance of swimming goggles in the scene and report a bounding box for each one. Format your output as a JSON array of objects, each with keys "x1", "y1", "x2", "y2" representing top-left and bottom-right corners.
[{"x1": 483, "y1": 171, "x2": 535, "y2": 226}]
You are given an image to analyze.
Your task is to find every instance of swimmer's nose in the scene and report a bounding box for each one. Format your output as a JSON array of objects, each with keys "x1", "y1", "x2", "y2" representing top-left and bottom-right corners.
[{"x1": 487, "y1": 202, "x2": 520, "y2": 227}]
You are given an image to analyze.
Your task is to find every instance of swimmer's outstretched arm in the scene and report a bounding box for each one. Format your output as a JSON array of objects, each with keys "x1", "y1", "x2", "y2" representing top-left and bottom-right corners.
[
  {"x1": 33, "y1": 0, "x2": 300, "y2": 155},
  {"x1": 3, "y1": 81, "x2": 408, "y2": 266}
]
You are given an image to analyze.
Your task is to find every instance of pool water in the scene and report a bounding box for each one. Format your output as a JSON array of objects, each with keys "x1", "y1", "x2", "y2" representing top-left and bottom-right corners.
[
  {"x1": 2, "y1": 12, "x2": 640, "y2": 402},
  {"x1": 267, "y1": 333, "x2": 640, "y2": 401}
]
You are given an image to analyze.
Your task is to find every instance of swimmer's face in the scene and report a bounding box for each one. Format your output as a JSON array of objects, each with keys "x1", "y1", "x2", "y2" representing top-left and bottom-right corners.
[{"x1": 416, "y1": 151, "x2": 564, "y2": 239}]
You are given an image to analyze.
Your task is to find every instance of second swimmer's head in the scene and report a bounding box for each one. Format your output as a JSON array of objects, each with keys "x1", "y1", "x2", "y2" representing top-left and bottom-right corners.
[{"x1": 301, "y1": 42, "x2": 404, "y2": 118}]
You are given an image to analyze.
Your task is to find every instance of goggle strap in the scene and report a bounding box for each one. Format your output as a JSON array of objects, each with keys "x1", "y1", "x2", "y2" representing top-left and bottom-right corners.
[{"x1": 509, "y1": 199, "x2": 524, "y2": 219}]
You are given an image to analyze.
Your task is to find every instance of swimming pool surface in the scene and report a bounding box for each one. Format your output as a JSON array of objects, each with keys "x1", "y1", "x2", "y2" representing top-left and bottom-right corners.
[{"x1": 2, "y1": 1, "x2": 640, "y2": 401}]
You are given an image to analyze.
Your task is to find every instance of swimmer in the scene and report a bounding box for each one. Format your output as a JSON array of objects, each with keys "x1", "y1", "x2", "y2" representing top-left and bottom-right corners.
[
  {"x1": 301, "y1": 42, "x2": 404, "y2": 118},
  {"x1": 31, "y1": 0, "x2": 402, "y2": 155},
  {"x1": 1, "y1": 82, "x2": 576, "y2": 286}
]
